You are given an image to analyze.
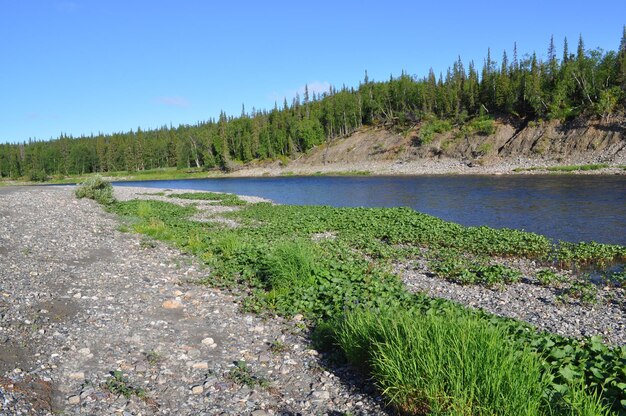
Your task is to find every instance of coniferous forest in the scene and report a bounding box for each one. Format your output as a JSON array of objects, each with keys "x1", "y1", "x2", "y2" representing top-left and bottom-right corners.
[{"x1": 2, "y1": 30, "x2": 626, "y2": 180}]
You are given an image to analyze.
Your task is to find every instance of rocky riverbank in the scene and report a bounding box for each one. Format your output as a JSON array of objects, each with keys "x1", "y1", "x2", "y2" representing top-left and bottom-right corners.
[
  {"x1": 0, "y1": 186, "x2": 386, "y2": 415},
  {"x1": 1, "y1": 185, "x2": 624, "y2": 415}
]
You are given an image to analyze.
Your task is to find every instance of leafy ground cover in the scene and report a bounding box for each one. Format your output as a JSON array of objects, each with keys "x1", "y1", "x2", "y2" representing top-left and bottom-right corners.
[
  {"x1": 105, "y1": 192, "x2": 626, "y2": 415},
  {"x1": 168, "y1": 192, "x2": 247, "y2": 206}
]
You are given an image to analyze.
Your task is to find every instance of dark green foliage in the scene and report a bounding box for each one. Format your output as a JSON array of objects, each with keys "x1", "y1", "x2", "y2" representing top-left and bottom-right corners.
[
  {"x1": 104, "y1": 370, "x2": 147, "y2": 399},
  {"x1": 3, "y1": 31, "x2": 625, "y2": 181},
  {"x1": 418, "y1": 118, "x2": 452, "y2": 144},
  {"x1": 226, "y1": 361, "x2": 269, "y2": 388},
  {"x1": 75, "y1": 175, "x2": 115, "y2": 205},
  {"x1": 429, "y1": 249, "x2": 522, "y2": 286}
]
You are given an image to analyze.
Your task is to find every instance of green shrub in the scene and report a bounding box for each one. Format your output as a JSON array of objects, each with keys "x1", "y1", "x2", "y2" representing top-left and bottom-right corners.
[
  {"x1": 28, "y1": 169, "x2": 48, "y2": 182},
  {"x1": 419, "y1": 118, "x2": 452, "y2": 144},
  {"x1": 470, "y1": 117, "x2": 496, "y2": 135},
  {"x1": 75, "y1": 175, "x2": 115, "y2": 205}
]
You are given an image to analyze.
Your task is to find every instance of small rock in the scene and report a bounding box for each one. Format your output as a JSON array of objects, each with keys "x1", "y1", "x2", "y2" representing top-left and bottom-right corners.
[
  {"x1": 191, "y1": 385, "x2": 204, "y2": 395},
  {"x1": 68, "y1": 395, "x2": 80, "y2": 405},
  {"x1": 192, "y1": 362, "x2": 209, "y2": 370},
  {"x1": 162, "y1": 299, "x2": 183, "y2": 309},
  {"x1": 293, "y1": 314, "x2": 304, "y2": 322},
  {"x1": 251, "y1": 410, "x2": 269, "y2": 416},
  {"x1": 201, "y1": 337, "x2": 215, "y2": 346},
  {"x1": 311, "y1": 390, "x2": 330, "y2": 400},
  {"x1": 78, "y1": 348, "x2": 90, "y2": 356},
  {"x1": 68, "y1": 371, "x2": 85, "y2": 380}
]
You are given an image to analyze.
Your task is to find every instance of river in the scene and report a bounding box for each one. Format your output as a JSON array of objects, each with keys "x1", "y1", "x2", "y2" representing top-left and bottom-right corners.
[{"x1": 114, "y1": 175, "x2": 626, "y2": 245}]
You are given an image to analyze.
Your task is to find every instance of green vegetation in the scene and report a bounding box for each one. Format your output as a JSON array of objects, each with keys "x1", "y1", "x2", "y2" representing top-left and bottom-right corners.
[
  {"x1": 419, "y1": 118, "x2": 453, "y2": 144},
  {"x1": 226, "y1": 361, "x2": 269, "y2": 388},
  {"x1": 514, "y1": 164, "x2": 612, "y2": 173},
  {"x1": 169, "y1": 191, "x2": 246, "y2": 206},
  {"x1": 103, "y1": 370, "x2": 147, "y2": 399},
  {"x1": 74, "y1": 175, "x2": 115, "y2": 205},
  {"x1": 102, "y1": 190, "x2": 626, "y2": 414},
  {"x1": 336, "y1": 307, "x2": 611, "y2": 415},
  {"x1": 3, "y1": 29, "x2": 626, "y2": 180}
]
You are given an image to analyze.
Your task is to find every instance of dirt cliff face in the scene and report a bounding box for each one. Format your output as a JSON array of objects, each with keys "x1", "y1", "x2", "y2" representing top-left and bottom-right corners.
[{"x1": 291, "y1": 117, "x2": 626, "y2": 169}]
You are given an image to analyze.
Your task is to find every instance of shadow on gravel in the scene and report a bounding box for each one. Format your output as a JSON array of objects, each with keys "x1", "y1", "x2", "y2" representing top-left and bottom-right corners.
[{"x1": 0, "y1": 340, "x2": 35, "y2": 375}]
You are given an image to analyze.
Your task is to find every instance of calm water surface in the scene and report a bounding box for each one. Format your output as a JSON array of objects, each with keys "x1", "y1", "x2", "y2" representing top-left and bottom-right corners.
[{"x1": 114, "y1": 175, "x2": 626, "y2": 245}]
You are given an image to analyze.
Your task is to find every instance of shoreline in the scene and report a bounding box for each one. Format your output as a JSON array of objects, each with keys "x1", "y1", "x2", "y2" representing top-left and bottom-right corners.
[
  {"x1": 1, "y1": 159, "x2": 625, "y2": 187},
  {"x1": 226, "y1": 159, "x2": 626, "y2": 178}
]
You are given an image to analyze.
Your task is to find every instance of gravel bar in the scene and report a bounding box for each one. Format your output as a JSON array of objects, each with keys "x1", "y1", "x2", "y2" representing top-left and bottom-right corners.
[{"x1": 0, "y1": 186, "x2": 386, "y2": 415}]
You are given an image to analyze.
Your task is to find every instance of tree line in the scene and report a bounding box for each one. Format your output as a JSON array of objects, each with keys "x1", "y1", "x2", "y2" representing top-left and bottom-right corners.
[{"x1": 2, "y1": 29, "x2": 625, "y2": 180}]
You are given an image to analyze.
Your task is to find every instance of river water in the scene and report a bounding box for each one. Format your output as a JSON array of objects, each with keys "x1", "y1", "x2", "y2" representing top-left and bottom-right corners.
[{"x1": 114, "y1": 175, "x2": 626, "y2": 245}]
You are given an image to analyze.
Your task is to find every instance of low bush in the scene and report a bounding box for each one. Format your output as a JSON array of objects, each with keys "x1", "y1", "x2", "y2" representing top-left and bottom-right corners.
[
  {"x1": 419, "y1": 118, "x2": 452, "y2": 144},
  {"x1": 75, "y1": 175, "x2": 115, "y2": 205}
]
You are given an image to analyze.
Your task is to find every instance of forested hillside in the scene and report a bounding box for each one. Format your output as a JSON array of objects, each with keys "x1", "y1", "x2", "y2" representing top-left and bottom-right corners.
[{"x1": 2, "y1": 30, "x2": 626, "y2": 180}]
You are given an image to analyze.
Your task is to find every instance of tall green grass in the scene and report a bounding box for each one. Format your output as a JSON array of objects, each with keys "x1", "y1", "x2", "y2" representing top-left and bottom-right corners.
[
  {"x1": 261, "y1": 239, "x2": 316, "y2": 291},
  {"x1": 336, "y1": 307, "x2": 611, "y2": 415}
]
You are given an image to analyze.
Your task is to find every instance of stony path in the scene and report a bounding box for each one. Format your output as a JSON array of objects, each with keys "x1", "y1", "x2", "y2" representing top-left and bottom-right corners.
[{"x1": 0, "y1": 186, "x2": 385, "y2": 415}]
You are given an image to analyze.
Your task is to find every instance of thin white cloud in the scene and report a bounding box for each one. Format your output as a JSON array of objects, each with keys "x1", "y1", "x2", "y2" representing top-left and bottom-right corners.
[
  {"x1": 155, "y1": 96, "x2": 191, "y2": 108},
  {"x1": 269, "y1": 80, "x2": 332, "y2": 103}
]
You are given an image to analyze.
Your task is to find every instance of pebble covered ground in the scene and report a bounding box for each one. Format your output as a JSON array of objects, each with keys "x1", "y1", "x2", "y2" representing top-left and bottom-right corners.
[
  {"x1": 1, "y1": 185, "x2": 624, "y2": 415},
  {"x1": 0, "y1": 186, "x2": 386, "y2": 415},
  {"x1": 397, "y1": 256, "x2": 626, "y2": 345}
]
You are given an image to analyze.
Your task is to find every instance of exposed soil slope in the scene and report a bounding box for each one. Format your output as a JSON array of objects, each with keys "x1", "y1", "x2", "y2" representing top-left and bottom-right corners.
[{"x1": 233, "y1": 117, "x2": 626, "y2": 176}]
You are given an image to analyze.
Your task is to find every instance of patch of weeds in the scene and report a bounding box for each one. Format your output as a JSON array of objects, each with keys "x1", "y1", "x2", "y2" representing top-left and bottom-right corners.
[
  {"x1": 467, "y1": 116, "x2": 495, "y2": 135},
  {"x1": 558, "y1": 278, "x2": 598, "y2": 306},
  {"x1": 117, "y1": 224, "x2": 131, "y2": 233},
  {"x1": 475, "y1": 142, "x2": 493, "y2": 155},
  {"x1": 536, "y1": 269, "x2": 566, "y2": 287},
  {"x1": 269, "y1": 340, "x2": 288, "y2": 354},
  {"x1": 103, "y1": 371, "x2": 147, "y2": 399},
  {"x1": 170, "y1": 192, "x2": 246, "y2": 206},
  {"x1": 139, "y1": 192, "x2": 165, "y2": 196},
  {"x1": 145, "y1": 350, "x2": 162, "y2": 366},
  {"x1": 226, "y1": 361, "x2": 269, "y2": 388},
  {"x1": 604, "y1": 269, "x2": 626, "y2": 287},
  {"x1": 140, "y1": 237, "x2": 157, "y2": 249},
  {"x1": 429, "y1": 250, "x2": 521, "y2": 286}
]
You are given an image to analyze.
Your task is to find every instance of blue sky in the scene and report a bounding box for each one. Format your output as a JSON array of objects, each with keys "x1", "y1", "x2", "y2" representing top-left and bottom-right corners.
[{"x1": 1, "y1": 1, "x2": 624, "y2": 143}]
